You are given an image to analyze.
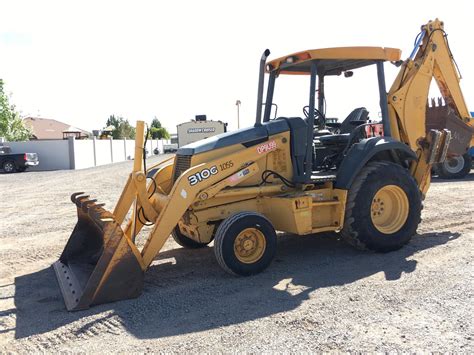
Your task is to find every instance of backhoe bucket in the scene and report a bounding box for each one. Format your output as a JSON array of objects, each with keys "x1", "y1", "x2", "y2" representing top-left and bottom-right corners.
[{"x1": 53, "y1": 192, "x2": 144, "y2": 311}]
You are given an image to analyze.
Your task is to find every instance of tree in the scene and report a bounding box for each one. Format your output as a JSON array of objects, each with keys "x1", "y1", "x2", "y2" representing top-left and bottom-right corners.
[
  {"x1": 0, "y1": 79, "x2": 31, "y2": 141},
  {"x1": 150, "y1": 127, "x2": 170, "y2": 140},
  {"x1": 151, "y1": 117, "x2": 162, "y2": 129},
  {"x1": 149, "y1": 117, "x2": 170, "y2": 139},
  {"x1": 105, "y1": 114, "x2": 120, "y2": 132},
  {"x1": 105, "y1": 115, "x2": 135, "y2": 139}
]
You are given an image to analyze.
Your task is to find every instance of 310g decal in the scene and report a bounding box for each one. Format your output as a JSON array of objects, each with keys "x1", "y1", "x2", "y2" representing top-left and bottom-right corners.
[{"x1": 188, "y1": 166, "x2": 218, "y2": 186}]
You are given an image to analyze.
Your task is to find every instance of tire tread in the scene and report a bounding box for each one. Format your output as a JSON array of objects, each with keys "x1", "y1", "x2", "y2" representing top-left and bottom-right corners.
[
  {"x1": 340, "y1": 161, "x2": 421, "y2": 251},
  {"x1": 214, "y1": 211, "x2": 275, "y2": 276}
]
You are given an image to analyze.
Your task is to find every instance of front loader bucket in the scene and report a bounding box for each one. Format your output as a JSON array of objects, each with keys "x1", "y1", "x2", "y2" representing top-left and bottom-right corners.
[{"x1": 53, "y1": 192, "x2": 144, "y2": 311}]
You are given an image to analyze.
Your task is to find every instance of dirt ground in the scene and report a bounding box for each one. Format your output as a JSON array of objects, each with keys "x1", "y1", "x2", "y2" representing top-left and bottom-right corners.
[{"x1": 0, "y1": 156, "x2": 472, "y2": 352}]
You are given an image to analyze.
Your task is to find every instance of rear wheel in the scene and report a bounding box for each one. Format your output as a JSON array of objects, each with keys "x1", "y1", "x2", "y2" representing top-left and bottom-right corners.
[
  {"x1": 341, "y1": 161, "x2": 422, "y2": 252},
  {"x1": 2, "y1": 160, "x2": 16, "y2": 173},
  {"x1": 214, "y1": 212, "x2": 277, "y2": 276},
  {"x1": 436, "y1": 153, "x2": 471, "y2": 179},
  {"x1": 171, "y1": 226, "x2": 210, "y2": 249}
]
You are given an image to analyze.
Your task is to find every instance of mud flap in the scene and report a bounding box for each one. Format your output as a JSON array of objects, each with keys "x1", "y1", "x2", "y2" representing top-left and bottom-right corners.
[{"x1": 53, "y1": 193, "x2": 144, "y2": 311}]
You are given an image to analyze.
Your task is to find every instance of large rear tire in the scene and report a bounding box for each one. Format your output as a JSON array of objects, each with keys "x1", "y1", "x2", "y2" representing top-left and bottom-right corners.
[
  {"x1": 214, "y1": 212, "x2": 277, "y2": 276},
  {"x1": 341, "y1": 161, "x2": 422, "y2": 252},
  {"x1": 172, "y1": 226, "x2": 210, "y2": 249},
  {"x1": 436, "y1": 153, "x2": 472, "y2": 179}
]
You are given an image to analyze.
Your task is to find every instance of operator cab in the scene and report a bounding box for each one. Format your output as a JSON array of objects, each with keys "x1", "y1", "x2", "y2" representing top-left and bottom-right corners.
[{"x1": 262, "y1": 47, "x2": 401, "y2": 184}]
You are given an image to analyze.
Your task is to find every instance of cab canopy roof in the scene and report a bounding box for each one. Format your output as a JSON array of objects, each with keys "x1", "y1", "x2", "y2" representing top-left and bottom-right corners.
[{"x1": 267, "y1": 47, "x2": 401, "y2": 76}]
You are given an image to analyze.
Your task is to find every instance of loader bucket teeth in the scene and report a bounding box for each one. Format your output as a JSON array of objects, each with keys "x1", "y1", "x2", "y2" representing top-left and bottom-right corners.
[
  {"x1": 70, "y1": 192, "x2": 85, "y2": 203},
  {"x1": 53, "y1": 192, "x2": 143, "y2": 311},
  {"x1": 80, "y1": 199, "x2": 97, "y2": 212}
]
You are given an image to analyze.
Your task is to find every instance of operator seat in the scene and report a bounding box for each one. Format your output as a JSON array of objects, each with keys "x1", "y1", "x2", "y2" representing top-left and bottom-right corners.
[
  {"x1": 316, "y1": 107, "x2": 369, "y2": 145},
  {"x1": 338, "y1": 107, "x2": 369, "y2": 134},
  {"x1": 312, "y1": 108, "x2": 369, "y2": 171}
]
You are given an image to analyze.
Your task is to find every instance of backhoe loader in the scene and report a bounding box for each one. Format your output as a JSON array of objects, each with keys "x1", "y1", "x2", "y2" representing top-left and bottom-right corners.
[{"x1": 54, "y1": 19, "x2": 474, "y2": 310}]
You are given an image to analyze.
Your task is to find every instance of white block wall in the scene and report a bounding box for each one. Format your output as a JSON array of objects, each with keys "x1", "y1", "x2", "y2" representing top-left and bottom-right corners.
[
  {"x1": 112, "y1": 140, "x2": 125, "y2": 162},
  {"x1": 73, "y1": 139, "x2": 95, "y2": 169},
  {"x1": 5, "y1": 138, "x2": 166, "y2": 171},
  {"x1": 7, "y1": 140, "x2": 71, "y2": 171}
]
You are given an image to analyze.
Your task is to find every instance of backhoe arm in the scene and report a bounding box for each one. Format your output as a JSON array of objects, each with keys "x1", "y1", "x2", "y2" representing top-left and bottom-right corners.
[{"x1": 388, "y1": 19, "x2": 473, "y2": 195}]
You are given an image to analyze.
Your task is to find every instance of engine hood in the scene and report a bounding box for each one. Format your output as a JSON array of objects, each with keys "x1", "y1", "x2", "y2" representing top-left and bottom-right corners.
[{"x1": 176, "y1": 119, "x2": 290, "y2": 156}]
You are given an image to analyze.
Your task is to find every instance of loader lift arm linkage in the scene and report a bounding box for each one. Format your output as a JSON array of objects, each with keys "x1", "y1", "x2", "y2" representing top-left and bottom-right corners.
[
  {"x1": 54, "y1": 121, "x2": 291, "y2": 310},
  {"x1": 54, "y1": 19, "x2": 473, "y2": 311}
]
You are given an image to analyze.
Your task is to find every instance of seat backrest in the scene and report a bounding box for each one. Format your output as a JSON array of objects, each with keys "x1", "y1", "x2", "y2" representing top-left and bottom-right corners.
[{"x1": 339, "y1": 107, "x2": 369, "y2": 134}]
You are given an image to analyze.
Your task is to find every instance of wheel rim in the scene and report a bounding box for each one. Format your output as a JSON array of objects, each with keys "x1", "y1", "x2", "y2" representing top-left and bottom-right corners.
[
  {"x1": 4, "y1": 162, "x2": 14, "y2": 172},
  {"x1": 443, "y1": 156, "x2": 464, "y2": 174},
  {"x1": 370, "y1": 185, "x2": 409, "y2": 234},
  {"x1": 233, "y1": 228, "x2": 266, "y2": 264}
]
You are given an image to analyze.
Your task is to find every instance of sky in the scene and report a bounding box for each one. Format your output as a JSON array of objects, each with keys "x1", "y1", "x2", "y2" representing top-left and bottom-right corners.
[{"x1": 1, "y1": 0, "x2": 473, "y2": 133}]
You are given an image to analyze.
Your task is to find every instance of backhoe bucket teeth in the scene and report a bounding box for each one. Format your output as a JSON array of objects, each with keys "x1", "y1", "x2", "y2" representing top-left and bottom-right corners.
[{"x1": 53, "y1": 192, "x2": 143, "y2": 311}]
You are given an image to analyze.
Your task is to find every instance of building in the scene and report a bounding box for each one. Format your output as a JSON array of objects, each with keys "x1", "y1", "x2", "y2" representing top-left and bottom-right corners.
[
  {"x1": 23, "y1": 117, "x2": 90, "y2": 140},
  {"x1": 176, "y1": 115, "x2": 227, "y2": 147}
]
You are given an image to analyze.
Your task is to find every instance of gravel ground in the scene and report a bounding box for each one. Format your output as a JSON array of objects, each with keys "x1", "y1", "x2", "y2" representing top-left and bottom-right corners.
[{"x1": 0, "y1": 156, "x2": 473, "y2": 353}]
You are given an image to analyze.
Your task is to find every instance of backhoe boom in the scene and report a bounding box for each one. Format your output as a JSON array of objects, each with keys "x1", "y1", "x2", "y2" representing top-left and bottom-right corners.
[{"x1": 388, "y1": 19, "x2": 474, "y2": 194}]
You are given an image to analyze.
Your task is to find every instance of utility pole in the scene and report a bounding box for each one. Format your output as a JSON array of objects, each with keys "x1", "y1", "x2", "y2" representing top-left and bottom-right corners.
[{"x1": 235, "y1": 100, "x2": 241, "y2": 129}]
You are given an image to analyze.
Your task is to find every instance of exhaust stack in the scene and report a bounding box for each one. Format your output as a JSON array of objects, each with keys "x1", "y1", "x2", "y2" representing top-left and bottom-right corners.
[{"x1": 255, "y1": 49, "x2": 271, "y2": 127}]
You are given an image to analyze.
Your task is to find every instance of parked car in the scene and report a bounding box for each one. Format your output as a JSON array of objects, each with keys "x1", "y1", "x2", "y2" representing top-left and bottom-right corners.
[
  {"x1": 163, "y1": 144, "x2": 178, "y2": 153},
  {"x1": 163, "y1": 133, "x2": 178, "y2": 153},
  {"x1": 0, "y1": 146, "x2": 39, "y2": 173}
]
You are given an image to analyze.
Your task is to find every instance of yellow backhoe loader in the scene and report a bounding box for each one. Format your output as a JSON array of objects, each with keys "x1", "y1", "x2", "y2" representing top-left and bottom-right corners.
[{"x1": 54, "y1": 19, "x2": 474, "y2": 310}]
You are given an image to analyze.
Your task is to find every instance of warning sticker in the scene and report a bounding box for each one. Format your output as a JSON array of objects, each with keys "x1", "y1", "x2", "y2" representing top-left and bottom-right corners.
[{"x1": 229, "y1": 168, "x2": 250, "y2": 183}]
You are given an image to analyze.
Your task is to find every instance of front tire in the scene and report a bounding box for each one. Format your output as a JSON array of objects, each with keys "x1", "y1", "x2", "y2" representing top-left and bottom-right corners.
[
  {"x1": 214, "y1": 212, "x2": 277, "y2": 276},
  {"x1": 436, "y1": 153, "x2": 471, "y2": 179},
  {"x1": 341, "y1": 161, "x2": 422, "y2": 252}
]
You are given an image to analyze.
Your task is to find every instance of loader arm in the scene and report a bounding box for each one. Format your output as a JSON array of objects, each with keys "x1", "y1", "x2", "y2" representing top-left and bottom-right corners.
[
  {"x1": 54, "y1": 121, "x2": 287, "y2": 310},
  {"x1": 388, "y1": 19, "x2": 474, "y2": 195},
  {"x1": 113, "y1": 126, "x2": 285, "y2": 269}
]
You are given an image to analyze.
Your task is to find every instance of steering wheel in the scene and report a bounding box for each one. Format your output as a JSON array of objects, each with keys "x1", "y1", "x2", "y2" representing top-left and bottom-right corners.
[{"x1": 303, "y1": 106, "x2": 324, "y2": 126}]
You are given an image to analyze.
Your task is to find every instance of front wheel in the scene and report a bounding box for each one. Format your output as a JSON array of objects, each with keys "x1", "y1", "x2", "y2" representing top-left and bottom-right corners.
[
  {"x1": 341, "y1": 161, "x2": 422, "y2": 252},
  {"x1": 214, "y1": 212, "x2": 277, "y2": 276}
]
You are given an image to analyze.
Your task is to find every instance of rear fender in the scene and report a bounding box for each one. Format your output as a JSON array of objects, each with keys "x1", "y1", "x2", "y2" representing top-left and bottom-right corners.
[{"x1": 334, "y1": 137, "x2": 417, "y2": 189}]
